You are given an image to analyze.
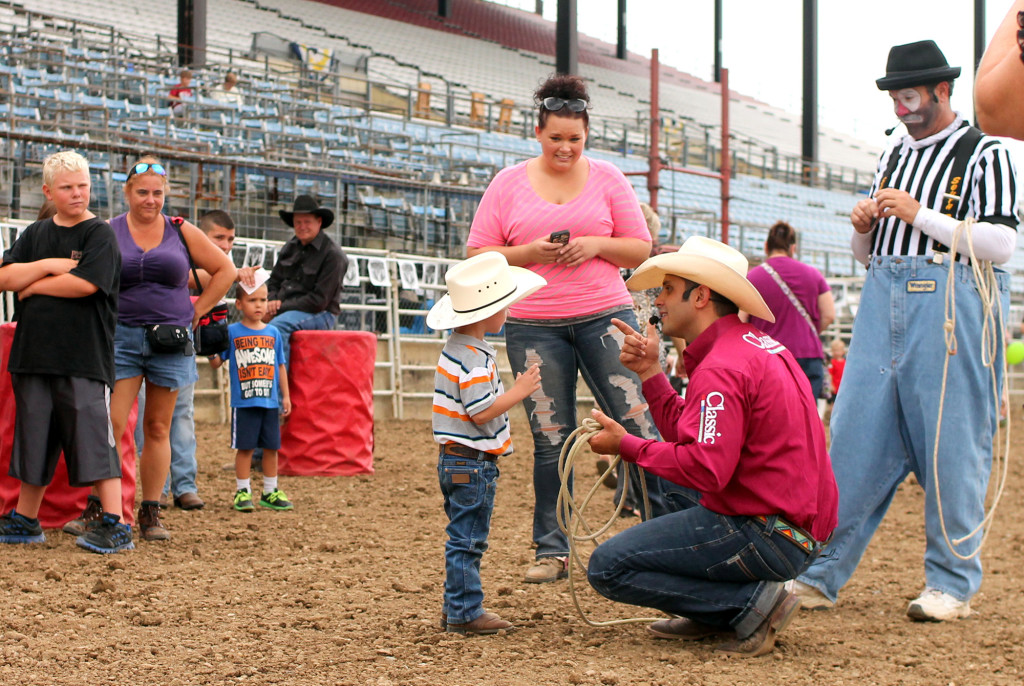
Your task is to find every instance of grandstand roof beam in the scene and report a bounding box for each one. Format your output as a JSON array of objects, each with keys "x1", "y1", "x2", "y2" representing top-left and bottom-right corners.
[
  {"x1": 714, "y1": 0, "x2": 722, "y2": 83},
  {"x1": 616, "y1": 0, "x2": 627, "y2": 60},
  {"x1": 177, "y1": 0, "x2": 207, "y2": 68},
  {"x1": 555, "y1": 0, "x2": 579, "y2": 76},
  {"x1": 801, "y1": 0, "x2": 818, "y2": 183}
]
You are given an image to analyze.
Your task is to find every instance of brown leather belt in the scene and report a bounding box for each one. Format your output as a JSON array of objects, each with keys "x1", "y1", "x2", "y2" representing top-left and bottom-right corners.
[{"x1": 440, "y1": 443, "x2": 498, "y2": 462}]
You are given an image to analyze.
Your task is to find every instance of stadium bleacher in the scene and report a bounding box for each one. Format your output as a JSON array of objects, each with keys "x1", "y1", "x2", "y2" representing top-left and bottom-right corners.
[{"x1": 1, "y1": 0, "x2": 1023, "y2": 291}]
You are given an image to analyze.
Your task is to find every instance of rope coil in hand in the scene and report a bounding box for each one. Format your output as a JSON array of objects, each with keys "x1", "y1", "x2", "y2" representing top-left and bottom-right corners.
[
  {"x1": 933, "y1": 218, "x2": 1011, "y2": 560},
  {"x1": 554, "y1": 417, "x2": 661, "y2": 626}
]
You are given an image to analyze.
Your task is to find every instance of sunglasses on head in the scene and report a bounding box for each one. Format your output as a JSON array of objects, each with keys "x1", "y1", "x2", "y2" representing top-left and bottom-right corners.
[
  {"x1": 127, "y1": 162, "x2": 167, "y2": 179},
  {"x1": 542, "y1": 97, "x2": 587, "y2": 113}
]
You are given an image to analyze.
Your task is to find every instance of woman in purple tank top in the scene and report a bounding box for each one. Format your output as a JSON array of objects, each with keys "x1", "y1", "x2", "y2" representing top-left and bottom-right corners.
[{"x1": 107, "y1": 157, "x2": 235, "y2": 542}]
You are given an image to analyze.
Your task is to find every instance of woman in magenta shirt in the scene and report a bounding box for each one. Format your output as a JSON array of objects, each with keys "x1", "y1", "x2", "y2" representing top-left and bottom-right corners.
[
  {"x1": 467, "y1": 74, "x2": 664, "y2": 584},
  {"x1": 745, "y1": 222, "x2": 835, "y2": 399}
]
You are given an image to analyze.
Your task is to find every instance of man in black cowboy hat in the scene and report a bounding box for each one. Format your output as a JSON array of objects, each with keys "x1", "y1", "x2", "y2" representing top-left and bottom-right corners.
[
  {"x1": 793, "y1": 40, "x2": 1019, "y2": 622},
  {"x1": 265, "y1": 195, "x2": 348, "y2": 365}
]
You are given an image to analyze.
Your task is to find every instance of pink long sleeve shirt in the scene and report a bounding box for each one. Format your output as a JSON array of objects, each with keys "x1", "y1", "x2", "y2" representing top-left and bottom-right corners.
[
  {"x1": 467, "y1": 158, "x2": 650, "y2": 320},
  {"x1": 619, "y1": 315, "x2": 838, "y2": 542}
]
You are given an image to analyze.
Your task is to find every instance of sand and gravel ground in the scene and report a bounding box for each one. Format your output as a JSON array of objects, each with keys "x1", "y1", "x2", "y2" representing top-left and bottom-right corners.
[{"x1": 2, "y1": 410, "x2": 1023, "y2": 685}]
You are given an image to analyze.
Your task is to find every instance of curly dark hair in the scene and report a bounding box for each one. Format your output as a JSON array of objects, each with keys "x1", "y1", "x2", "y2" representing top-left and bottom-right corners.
[
  {"x1": 765, "y1": 220, "x2": 797, "y2": 254},
  {"x1": 534, "y1": 73, "x2": 590, "y2": 129}
]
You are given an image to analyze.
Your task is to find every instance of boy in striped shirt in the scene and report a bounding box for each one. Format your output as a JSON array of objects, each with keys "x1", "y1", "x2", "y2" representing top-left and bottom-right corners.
[{"x1": 426, "y1": 252, "x2": 545, "y2": 635}]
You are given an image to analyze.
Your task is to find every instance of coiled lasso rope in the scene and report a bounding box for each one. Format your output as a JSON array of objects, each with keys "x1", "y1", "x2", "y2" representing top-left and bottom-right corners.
[
  {"x1": 554, "y1": 417, "x2": 662, "y2": 626},
  {"x1": 933, "y1": 217, "x2": 1011, "y2": 560}
]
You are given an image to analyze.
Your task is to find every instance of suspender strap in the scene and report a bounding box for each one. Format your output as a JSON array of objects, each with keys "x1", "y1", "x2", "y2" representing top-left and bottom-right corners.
[
  {"x1": 872, "y1": 146, "x2": 904, "y2": 257},
  {"x1": 874, "y1": 125, "x2": 983, "y2": 255},
  {"x1": 878, "y1": 145, "x2": 902, "y2": 192},
  {"x1": 932, "y1": 126, "x2": 983, "y2": 253}
]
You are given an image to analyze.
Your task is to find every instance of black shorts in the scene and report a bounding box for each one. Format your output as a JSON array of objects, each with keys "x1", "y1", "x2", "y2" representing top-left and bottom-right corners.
[
  {"x1": 10, "y1": 374, "x2": 122, "y2": 488},
  {"x1": 231, "y1": 406, "x2": 281, "y2": 451}
]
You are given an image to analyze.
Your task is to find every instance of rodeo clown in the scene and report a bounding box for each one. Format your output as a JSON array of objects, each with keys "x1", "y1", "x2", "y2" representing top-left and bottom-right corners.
[
  {"x1": 585, "y1": 236, "x2": 838, "y2": 657},
  {"x1": 794, "y1": 40, "x2": 1019, "y2": 621}
]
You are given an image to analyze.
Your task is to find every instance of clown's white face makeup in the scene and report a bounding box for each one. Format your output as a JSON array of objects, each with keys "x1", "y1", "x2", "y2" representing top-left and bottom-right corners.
[
  {"x1": 892, "y1": 88, "x2": 923, "y2": 124},
  {"x1": 887, "y1": 84, "x2": 950, "y2": 139}
]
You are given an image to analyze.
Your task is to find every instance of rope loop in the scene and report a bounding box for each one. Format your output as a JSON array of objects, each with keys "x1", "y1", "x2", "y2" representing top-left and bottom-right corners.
[
  {"x1": 933, "y1": 219, "x2": 1010, "y2": 560},
  {"x1": 554, "y1": 418, "x2": 661, "y2": 627}
]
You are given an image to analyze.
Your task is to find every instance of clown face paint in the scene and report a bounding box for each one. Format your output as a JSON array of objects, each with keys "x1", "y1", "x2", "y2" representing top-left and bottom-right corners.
[
  {"x1": 888, "y1": 85, "x2": 947, "y2": 139},
  {"x1": 892, "y1": 88, "x2": 924, "y2": 124}
]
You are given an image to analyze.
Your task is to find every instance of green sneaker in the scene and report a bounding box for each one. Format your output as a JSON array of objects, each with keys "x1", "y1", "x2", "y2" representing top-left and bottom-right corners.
[
  {"x1": 259, "y1": 488, "x2": 293, "y2": 511},
  {"x1": 233, "y1": 488, "x2": 255, "y2": 512}
]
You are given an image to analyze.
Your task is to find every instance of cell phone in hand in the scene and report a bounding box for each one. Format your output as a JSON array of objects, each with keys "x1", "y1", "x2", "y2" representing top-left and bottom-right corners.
[{"x1": 550, "y1": 230, "x2": 570, "y2": 245}]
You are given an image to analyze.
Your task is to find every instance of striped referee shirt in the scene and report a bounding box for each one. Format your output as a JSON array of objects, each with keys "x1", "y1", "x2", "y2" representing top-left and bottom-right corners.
[
  {"x1": 868, "y1": 116, "x2": 1018, "y2": 263},
  {"x1": 432, "y1": 333, "x2": 514, "y2": 457}
]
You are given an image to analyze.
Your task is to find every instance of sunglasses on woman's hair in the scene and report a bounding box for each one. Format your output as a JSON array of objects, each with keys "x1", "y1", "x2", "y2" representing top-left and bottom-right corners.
[
  {"x1": 127, "y1": 162, "x2": 167, "y2": 179},
  {"x1": 542, "y1": 97, "x2": 587, "y2": 113}
]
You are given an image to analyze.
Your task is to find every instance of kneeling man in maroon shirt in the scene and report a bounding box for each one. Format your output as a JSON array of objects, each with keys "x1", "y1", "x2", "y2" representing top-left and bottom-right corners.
[{"x1": 587, "y1": 236, "x2": 838, "y2": 657}]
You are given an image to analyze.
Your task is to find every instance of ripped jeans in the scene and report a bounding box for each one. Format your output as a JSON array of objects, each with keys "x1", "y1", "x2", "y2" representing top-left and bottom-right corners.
[{"x1": 505, "y1": 307, "x2": 665, "y2": 559}]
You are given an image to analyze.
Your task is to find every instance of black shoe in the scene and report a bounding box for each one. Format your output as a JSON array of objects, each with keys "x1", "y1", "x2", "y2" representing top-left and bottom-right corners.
[
  {"x1": 76, "y1": 513, "x2": 134, "y2": 554},
  {"x1": 63, "y1": 495, "x2": 103, "y2": 536},
  {"x1": 0, "y1": 509, "x2": 45, "y2": 544}
]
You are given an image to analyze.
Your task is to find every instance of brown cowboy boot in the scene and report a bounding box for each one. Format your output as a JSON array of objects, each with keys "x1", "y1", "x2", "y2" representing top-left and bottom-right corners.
[{"x1": 137, "y1": 501, "x2": 170, "y2": 541}]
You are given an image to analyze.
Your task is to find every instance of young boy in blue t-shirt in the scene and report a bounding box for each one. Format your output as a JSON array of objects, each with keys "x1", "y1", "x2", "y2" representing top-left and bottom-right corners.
[{"x1": 210, "y1": 284, "x2": 292, "y2": 511}]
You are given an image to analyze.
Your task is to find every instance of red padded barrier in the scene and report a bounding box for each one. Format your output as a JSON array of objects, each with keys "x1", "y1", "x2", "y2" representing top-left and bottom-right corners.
[
  {"x1": 279, "y1": 330, "x2": 375, "y2": 476},
  {"x1": 0, "y1": 323, "x2": 137, "y2": 527}
]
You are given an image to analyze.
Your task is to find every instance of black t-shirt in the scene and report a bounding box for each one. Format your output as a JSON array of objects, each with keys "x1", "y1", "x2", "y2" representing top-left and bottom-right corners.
[{"x1": 2, "y1": 217, "x2": 121, "y2": 386}]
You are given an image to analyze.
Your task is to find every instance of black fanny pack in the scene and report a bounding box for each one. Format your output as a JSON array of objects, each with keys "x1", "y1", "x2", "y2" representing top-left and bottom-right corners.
[{"x1": 145, "y1": 324, "x2": 194, "y2": 355}]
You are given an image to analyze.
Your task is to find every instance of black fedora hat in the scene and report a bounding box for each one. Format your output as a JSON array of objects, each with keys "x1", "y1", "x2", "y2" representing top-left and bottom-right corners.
[
  {"x1": 279, "y1": 194, "x2": 334, "y2": 228},
  {"x1": 876, "y1": 40, "x2": 960, "y2": 90}
]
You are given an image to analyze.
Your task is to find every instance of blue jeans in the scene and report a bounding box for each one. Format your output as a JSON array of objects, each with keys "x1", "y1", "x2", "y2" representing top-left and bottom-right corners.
[
  {"x1": 438, "y1": 448, "x2": 499, "y2": 625},
  {"x1": 114, "y1": 323, "x2": 198, "y2": 390},
  {"x1": 795, "y1": 357, "x2": 825, "y2": 399},
  {"x1": 135, "y1": 382, "x2": 199, "y2": 497},
  {"x1": 799, "y1": 256, "x2": 1009, "y2": 603},
  {"x1": 268, "y1": 309, "x2": 337, "y2": 366},
  {"x1": 587, "y1": 480, "x2": 817, "y2": 637},
  {"x1": 505, "y1": 307, "x2": 668, "y2": 559}
]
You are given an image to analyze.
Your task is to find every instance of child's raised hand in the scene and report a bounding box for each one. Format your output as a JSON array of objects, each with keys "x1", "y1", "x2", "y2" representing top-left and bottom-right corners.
[{"x1": 513, "y1": 363, "x2": 542, "y2": 398}]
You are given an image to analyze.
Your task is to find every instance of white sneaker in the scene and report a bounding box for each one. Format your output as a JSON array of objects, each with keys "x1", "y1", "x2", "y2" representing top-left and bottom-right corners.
[
  {"x1": 906, "y1": 588, "x2": 971, "y2": 621},
  {"x1": 787, "y1": 579, "x2": 835, "y2": 610}
]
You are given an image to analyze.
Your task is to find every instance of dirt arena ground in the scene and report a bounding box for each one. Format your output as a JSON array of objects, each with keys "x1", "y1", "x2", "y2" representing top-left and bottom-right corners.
[{"x1": 1, "y1": 407, "x2": 1023, "y2": 685}]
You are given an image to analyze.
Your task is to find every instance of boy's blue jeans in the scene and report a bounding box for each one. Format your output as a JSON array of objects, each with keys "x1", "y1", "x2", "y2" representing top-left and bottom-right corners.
[
  {"x1": 799, "y1": 256, "x2": 1008, "y2": 603},
  {"x1": 438, "y1": 447, "x2": 499, "y2": 625},
  {"x1": 505, "y1": 308, "x2": 667, "y2": 559}
]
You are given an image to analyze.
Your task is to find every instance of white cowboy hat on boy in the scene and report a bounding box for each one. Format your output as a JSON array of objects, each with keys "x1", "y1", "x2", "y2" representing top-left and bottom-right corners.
[
  {"x1": 427, "y1": 252, "x2": 547, "y2": 331},
  {"x1": 625, "y1": 235, "x2": 775, "y2": 323}
]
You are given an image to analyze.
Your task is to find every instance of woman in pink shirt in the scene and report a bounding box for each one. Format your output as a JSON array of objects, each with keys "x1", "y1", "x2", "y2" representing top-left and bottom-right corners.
[{"x1": 467, "y1": 74, "x2": 665, "y2": 584}]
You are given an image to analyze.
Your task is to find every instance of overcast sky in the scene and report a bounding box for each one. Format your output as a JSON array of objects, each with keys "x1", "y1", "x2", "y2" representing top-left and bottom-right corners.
[{"x1": 494, "y1": 1, "x2": 1012, "y2": 145}]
